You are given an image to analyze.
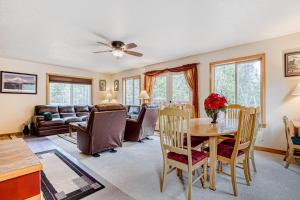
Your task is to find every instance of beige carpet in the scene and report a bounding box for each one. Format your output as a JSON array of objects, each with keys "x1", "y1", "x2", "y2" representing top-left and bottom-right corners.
[{"x1": 48, "y1": 135, "x2": 300, "y2": 200}]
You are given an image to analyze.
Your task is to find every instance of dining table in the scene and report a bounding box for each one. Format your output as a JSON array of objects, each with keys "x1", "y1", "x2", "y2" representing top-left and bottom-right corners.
[{"x1": 189, "y1": 118, "x2": 238, "y2": 191}]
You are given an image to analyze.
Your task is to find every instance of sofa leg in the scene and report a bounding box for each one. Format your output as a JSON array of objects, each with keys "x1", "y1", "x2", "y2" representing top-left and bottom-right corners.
[
  {"x1": 92, "y1": 153, "x2": 100, "y2": 157},
  {"x1": 138, "y1": 140, "x2": 144, "y2": 143},
  {"x1": 110, "y1": 149, "x2": 117, "y2": 153},
  {"x1": 145, "y1": 136, "x2": 153, "y2": 140}
]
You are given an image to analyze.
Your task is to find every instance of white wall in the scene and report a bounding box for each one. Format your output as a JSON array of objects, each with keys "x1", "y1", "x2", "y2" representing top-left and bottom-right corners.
[
  {"x1": 112, "y1": 32, "x2": 300, "y2": 150},
  {"x1": 0, "y1": 57, "x2": 112, "y2": 134}
]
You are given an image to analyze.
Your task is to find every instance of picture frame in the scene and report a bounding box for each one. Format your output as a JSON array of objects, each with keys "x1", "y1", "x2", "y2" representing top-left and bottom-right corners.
[
  {"x1": 114, "y1": 80, "x2": 119, "y2": 91},
  {"x1": 0, "y1": 71, "x2": 37, "y2": 94},
  {"x1": 99, "y1": 80, "x2": 106, "y2": 91},
  {"x1": 285, "y1": 51, "x2": 300, "y2": 77}
]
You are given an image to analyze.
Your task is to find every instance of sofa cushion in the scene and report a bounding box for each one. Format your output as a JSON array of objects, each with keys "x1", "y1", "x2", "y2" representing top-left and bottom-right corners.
[
  {"x1": 167, "y1": 150, "x2": 207, "y2": 165},
  {"x1": 64, "y1": 117, "x2": 82, "y2": 124},
  {"x1": 81, "y1": 115, "x2": 89, "y2": 121},
  {"x1": 60, "y1": 113, "x2": 76, "y2": 118},
  {"x1": 37, "y1": 105, "x2": 59, "y2": 115},
  {"x1": 74, "y1": 105, "x2": 89, "y2": 112},
  {"x1": 76, "y1": 112, "x2": 89, "y2": 117},
  {"x1": 59, "y1": 106, "x2": 75, "y2": 113},
  {"x1": 39, "y1": 118, "x2": 65, "y2": 127}
]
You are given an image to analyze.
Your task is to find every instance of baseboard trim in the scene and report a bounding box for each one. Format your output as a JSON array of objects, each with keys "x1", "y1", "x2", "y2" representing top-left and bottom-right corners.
[
  {"x1": 254, "y1": 146, "x2": 286, "y2": 155},
  {"x1": 0, "y1": 132, "x2": 23, "y2": 139}
]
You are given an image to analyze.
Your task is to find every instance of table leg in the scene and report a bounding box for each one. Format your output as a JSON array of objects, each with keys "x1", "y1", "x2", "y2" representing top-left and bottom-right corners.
[{"x1": 209, "y1": 136, "x2": 217, "y2": 191}]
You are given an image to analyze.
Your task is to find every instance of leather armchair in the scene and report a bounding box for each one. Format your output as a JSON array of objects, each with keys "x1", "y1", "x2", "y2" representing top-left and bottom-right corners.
[
  {"x1": 124, "y1": 105, "x2": 158, "y2": 142},
  {"x1": 77, "y1": 104, "x2": 127, "y2": 155}
]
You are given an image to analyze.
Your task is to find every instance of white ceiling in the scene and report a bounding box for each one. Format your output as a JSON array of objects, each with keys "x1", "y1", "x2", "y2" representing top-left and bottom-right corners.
[{"x1": 0, "y1": 0, "x2": 300, "y2": 73}]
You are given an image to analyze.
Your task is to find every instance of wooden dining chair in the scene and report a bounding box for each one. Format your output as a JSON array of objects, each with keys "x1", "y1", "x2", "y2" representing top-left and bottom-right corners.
[
  {"x1": 225, "y1": 104, "x2": 243, "y2": 120},
  {"x1": 214, "y1": 107, "x2": 256, "y2": 196},
  {"x1": 220, "y1": 104, "x2": 244, "y2": 140},
  {"x1": 248, "y1": 108, "x2": 261, "y2": 177},
  {"x1": 182, "y1": 104, "x2": 196, "y2": 119},
  {"x1": 219, "y1": 107, "x2": 260, "y2": 181},
  {"x1": 283, "y1": 116, "x2": 300, "y2": 168},
  {"x1": 159, "y1": 107, "x2": 208, "y2": 200}
]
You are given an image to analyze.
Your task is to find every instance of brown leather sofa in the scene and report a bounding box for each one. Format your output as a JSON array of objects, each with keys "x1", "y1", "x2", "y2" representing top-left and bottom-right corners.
[
  {"x1": 33, "y1": 105, "x2": 93, "y2": 136},
  {"x1": 77, "y1": 104, "x2": 127, "y2": 156},
  {"x1": 124, "y1": 105, "x2": 158, "y2": 142}
]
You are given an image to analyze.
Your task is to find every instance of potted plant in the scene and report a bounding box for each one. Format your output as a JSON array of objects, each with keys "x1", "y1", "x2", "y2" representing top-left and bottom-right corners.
[{"x1": 204, "y1": 93, "x2": 227, "y2": 123}]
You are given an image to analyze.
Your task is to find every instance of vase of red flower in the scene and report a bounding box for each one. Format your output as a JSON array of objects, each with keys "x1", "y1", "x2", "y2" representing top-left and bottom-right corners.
[{"x1": 204, "y1": 93, "x2": 227, "y2": 124}]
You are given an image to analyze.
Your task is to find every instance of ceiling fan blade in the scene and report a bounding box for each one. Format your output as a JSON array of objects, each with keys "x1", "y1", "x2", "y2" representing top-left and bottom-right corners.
[
  {"x1": 93, "y1": 50, "x2": 112, "y2": 53},
  {"x1": 97, "y1": 41, "x2": 112, "y2": 48},
  {"x1": 124, "y1": 43, "x2": 137, "y2": 49},
  {"x1": 124, "y1": 50, "x2": 143, "y2": 57}
]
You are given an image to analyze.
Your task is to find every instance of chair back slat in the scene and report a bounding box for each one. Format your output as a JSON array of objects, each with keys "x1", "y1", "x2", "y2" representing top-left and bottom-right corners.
[
  {"x1": 225, "y1": 104, "x2": 243, "y2": 126},
  {"x1": 249, "y1": 108, "x2": 261, "y2": 152},
  {"x1": 283, "y1": 116, "x2": 295, "y2": 148},
  {"x1": 159, "y1": 107, "x2": 191, "y2": 157},
  {"x1": 182, "y1": 104, "x2": 195, "y2": 118},
  {"x1": 233, "y1": 107, "x2": 256, "y2": 156}
]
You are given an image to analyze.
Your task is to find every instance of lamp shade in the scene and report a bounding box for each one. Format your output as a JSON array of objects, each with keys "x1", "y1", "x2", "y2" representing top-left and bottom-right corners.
[
  {"x1": 139, "y1": 90, "x2": 150, "y2": 99},
  {"x1": 292, "y1": 83, "x2": 300, "y2": 95}
]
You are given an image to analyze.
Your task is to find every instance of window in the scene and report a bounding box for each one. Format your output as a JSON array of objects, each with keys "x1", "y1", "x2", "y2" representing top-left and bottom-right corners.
[
  {"x1": 47, "y1": 74, "x2": 92, "y2": 105},
  {"x1": 123, "y1": 76, "x2": 140, "y2": 105},
  {"x1": 152, "y1": 72, "x2": 191, "y2": 104},
  {"x1": 210, "y1": 54, "x2": 266, "y2": 126},
  {"x1": 152, "y1": 75, "x2": 167, "y2": 103}
]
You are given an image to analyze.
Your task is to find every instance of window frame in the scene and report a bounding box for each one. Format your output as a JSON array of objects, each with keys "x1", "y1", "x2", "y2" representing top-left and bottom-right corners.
[
  {"x1": 209, "y1": 54, "x2": 266, "y2": 127},
  {"x1": 46, "y1": 73, "x2": 93, "y2": 105},
  {"x1": 122, "y1": 75, "x2": 141, "y2": 105}
]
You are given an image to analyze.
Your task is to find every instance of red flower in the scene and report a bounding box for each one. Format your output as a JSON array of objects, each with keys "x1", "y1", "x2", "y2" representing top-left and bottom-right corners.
[{"x1": 204, "y1": 93, "x2": 227, "y2": 111}]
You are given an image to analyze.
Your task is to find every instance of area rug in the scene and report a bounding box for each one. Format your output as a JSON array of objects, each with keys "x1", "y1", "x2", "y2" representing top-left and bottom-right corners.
[
  {"x1": 36, "y1": 149, "x2": 105, "y2": 200},
  {"x1": 57, "y1": 133, "x2": 77, "y2": 144}
]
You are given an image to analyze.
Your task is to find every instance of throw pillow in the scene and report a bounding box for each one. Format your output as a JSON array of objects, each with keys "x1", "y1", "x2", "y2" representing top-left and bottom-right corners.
[{"x1": 43, "y1": 112, "x2": 53, "y2": 121}]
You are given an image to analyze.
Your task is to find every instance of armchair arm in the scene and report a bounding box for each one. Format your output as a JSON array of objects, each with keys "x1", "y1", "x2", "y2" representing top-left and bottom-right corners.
[
  {"x1": 124, "y1": 119, "x2": 141, "y2": 141},
  {"x1": 32, "y1": 115, "x2": 44, "y2": 124}
]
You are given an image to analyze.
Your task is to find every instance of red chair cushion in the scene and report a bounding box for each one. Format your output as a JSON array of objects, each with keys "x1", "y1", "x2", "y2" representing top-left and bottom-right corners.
[
  {"x1": 220, "y1": 139, "x2": 236, "y2": 147},
  {"x1": 204, "y1": 143, "x2": 244, "y2": 159},
  {"x1": 167, "y1": 150, "x2": 207, "y2": 165},
  {"x1": 184, "y1": 136, "x2": 209, "y2": 147},
  {"x1": 217, "y1": 143, "x2": 244, "y2": 158}
]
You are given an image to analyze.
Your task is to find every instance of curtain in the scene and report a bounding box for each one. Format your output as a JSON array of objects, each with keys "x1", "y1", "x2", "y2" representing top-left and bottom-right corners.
[
  {"x1": 183, "y1": 67, "x2": 199, "y2": 118},
  {"x1": 144, "y1": 63, "x2": 199, "y2": 117}
]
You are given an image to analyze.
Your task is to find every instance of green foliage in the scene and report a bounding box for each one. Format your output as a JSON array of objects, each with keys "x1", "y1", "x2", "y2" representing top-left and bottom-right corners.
[{"x1": 214, "y1": 60, "x2": 261, "y2": 107}]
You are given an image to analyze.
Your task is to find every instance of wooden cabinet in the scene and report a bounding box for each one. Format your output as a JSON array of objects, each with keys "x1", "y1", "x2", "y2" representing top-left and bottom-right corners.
[{"x1": 0, "y1": 138, "x2": 42, "y2": 200}]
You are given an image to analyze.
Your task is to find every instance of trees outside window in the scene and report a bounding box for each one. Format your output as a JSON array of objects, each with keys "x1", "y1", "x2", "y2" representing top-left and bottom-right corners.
[
  {"x1": 152, "y1": 72, "x2": 191, "y2": 104},
  {"x1": 210, "y1": 54, "x2": 266, "y2": 126},
  {"x1": 123, "y1": 76, "x2": 140, "y2": 105},
  {"x1": 49, "y1": 83, "x2": 91, "y2": 105}
]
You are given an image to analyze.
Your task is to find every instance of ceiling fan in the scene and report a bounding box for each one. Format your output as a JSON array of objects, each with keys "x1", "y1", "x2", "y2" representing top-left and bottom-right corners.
[{"x1": 93, "y1": 41, "x2": 143, "y2": 58}]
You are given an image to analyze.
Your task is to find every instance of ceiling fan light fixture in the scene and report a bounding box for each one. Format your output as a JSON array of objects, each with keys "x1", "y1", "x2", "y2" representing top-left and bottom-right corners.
[{"x1": 112, "y1": 49, "x2": 124, "y2": 58}]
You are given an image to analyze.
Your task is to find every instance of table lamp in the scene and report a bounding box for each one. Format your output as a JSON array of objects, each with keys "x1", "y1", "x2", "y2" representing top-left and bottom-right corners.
[
  {"x1": 139, "y1": 90, "x2": 150, "y2": 104},
  {"x1": 106, "y1": 92, "x2": 113, "y2": 102}
]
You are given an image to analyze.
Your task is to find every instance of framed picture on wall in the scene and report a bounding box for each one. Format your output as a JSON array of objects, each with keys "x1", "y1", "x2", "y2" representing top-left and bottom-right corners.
[
  {"x1": 0, "y1": 71, "x2": 37, "y2": 94},
  {"x1": 114, "y1": 80, "x2": 119, "y2": 91},
  {"x1": 99, "y1": 80, "x2": 106, "y2": 91},
  {"x1": 285, "y1": 51, "x2": 300, "y2": 77}
]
